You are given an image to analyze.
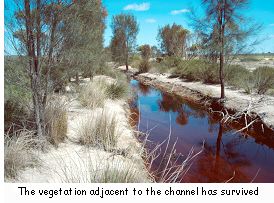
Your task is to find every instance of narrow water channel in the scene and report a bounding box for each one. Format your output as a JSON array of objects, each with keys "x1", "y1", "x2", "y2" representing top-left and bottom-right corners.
[{"x1": 129, "y1": 79, "x2": 274, "y2": 183}]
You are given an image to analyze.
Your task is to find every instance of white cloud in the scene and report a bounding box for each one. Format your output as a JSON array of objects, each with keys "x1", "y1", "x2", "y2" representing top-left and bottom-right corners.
[
  {"x1": 170, "y1": 9, "x2": 190, "y2": 15},
  {"x1": 145, "y1": 18, "x2": 156, "y2": 23},
  {"x1": 123, "y1": 2, "x2": 150, "y2": 11}
]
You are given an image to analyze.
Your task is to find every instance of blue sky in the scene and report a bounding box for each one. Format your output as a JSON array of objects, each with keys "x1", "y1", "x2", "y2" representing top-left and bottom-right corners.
[{"x1": 103, "y1": 0, "x2": 274, "y2": 53}]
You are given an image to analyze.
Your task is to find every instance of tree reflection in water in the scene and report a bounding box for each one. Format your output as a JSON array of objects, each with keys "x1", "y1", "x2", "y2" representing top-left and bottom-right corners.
[{"x1": 129, "y1": 80, "x2": 274, "y2": 182}]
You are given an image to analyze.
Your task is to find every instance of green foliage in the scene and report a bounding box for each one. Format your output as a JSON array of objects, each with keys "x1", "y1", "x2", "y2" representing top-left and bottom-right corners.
[
  {"x1": 106, "y1": 81, "x2": 129, "y2": 100},
  {"x1": 138, "y1": 44, "x2": 151, "y2": 60},
  {"x1": 253, "y1": 67, "x2": 274, "y2": 94},
  {"x1": 225, "y1": 65, "x2": 253, "y2": 93},
  {"x1": 4, "y1": 57, "x2": 32, "y2": 131},
  {"x1": 129, "y1": 55, "x2": 142, "y2": 68},
  {"x1": 157, "y1": 23, "x2": 189, "y2": 56},
  {"x1": 110, "y1": 14, "x2": 139, "y2": 66},
  {"x1": 240, "y1": 57, "x2": 261, "y2": 62},
  {"x1": 61, "y1": 0, "x2": 107, "y2": 79},
  {"x1": 138, "y1": 60, "x2": 151, "y2": 73},
  {"x1": 171, "y1": 59, "x2": 219, "y2": 83}
]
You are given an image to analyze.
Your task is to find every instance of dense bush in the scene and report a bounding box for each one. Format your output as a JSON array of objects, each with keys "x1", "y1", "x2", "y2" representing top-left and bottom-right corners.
[
  {"x1": 171, "y1": 59, "x2": 219, "y2": 83},
  {"x1": 253, "y1": 66, "x2": 274, "y2": 94},
  {"x1": 138, "y1": 60, "x2": 151, "y2": 73},
  {"x1": 225, "y1": 65, "x2": 253, "y2": 93}
]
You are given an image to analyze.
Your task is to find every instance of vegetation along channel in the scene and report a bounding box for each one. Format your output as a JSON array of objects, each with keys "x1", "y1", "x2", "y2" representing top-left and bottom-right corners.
[{"x1": 130, "y1": 79, "x2": 274, "y2": 183}]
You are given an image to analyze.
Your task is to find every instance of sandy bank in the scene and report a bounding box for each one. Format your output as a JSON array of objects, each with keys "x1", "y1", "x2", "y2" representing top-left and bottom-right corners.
[
  {"x1": 12, "y1": 76, "x2": 149, "y2": 183},
  {"x1": 118, "y1": 65, "x2": 274, "y2": 131}
]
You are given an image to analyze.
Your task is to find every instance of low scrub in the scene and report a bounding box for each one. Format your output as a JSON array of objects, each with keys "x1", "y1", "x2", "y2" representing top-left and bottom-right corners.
[
  {"x1": 172, "y1": 59, "x2": 219, "y2": 83},
  {"x1": 253, "y1": 66, "x2": 274, "y2": 94},
  {"x1": 45, "y1": 97, "x2": 68, "y2": 146},
  {"x1": 225, "y1": 65, "x2": 253, "y2": 93},
  {"x1": 106, "y1": 81, "x2": 129, "y2": 100},
  {"x1": 138, "y1": 60, "x2": 151, "y2": 73},
  {"x1": 77, "y1": 110, "x2": 119, "y2": 151},
  {"x1": 4, "y1": 130, "x2": 40, "y2": 180}
]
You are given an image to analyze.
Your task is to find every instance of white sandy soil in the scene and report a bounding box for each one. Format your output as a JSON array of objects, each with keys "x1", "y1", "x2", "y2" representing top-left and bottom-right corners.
[{"x1": 13, "y1": 76, "x2": 148, "y2": 183}]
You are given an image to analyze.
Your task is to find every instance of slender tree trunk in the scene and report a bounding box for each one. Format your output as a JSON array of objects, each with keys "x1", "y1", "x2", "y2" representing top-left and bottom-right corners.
[
  {"x1": 125, "y1": 59, "x2": 129, "y2": 71},
  {"x1": 25, "y1": 0, "x2": 44, "y2": 138},
  {"x1": 220, "y1": 48, "x2": 225, "y2": 99},
  {"x1": 76, "y1": 72, "x2": 79, "y2": 84},
  {"x1": 218, "y1": 1, "x2": 225, "y2": 100},
  {"x1": 125, "y1": 40, "x2": 129, "y2": 71}
]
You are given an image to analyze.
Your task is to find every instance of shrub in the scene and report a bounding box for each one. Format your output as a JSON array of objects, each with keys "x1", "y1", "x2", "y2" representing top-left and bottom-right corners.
[
  {"x1": 163, "y1": 56, "x2": 183, "y2": 67},
  {"x1": 4, "y1": 100, "x2": 30, "y2": 132},
  {"x1": 129, "y1": 55, "x2": 142, "y2": 68},
  {"x1": 138, "y1": 60, "x2": 151, "y2": 73},
  {"x1": 77, "y1": 110, "x2": 119, "y2": 151},
  {"x1": 106, "y1": 81, "x2": 129, "y2": 100},
  {"x1": 240, "y1": 57, "x2": 260, "y2": 62},
  {"x1": 149, "y1": 61, "x2": 169, "y2": 73},
  {"x1": 172, "y1": 59, "x2": 219, "y2": 83},
  {"x1": 253, "y1": 66, "x2": 274, "y2": 94},
  {"x1": 225, "y1": 65, "x2": 253, "y2": 93},
  {"x1": 45, "y1": 97, "x2": 68, "y2": 146},
  {"x1": 4, "y1": 130, "x2": 40, "y2": 180}
]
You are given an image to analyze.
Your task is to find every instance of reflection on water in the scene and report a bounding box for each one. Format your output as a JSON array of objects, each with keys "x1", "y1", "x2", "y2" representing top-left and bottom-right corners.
[{"x1": 130, "y1": 79, "x2": 274, "y2": 182}]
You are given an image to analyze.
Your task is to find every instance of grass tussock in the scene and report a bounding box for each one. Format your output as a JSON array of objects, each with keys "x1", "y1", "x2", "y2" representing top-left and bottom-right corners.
[
  {"x1": 45, "y1": 97, "x2": 68, "y2": 146},
  {"x1": 79, "y1": 79, "x2": 108, "y2": 108},
  {"x1": 77, "y1": 110, "x2": 119, "y2": 151},
  {"x1": 4, "y1": 130, "x2": 40, "y2": 180},
  {"x1": 79, "y1": 77, "x2": 129, "y2": 108},
  {"x1": 56, "y1": 153, "x2": 147, "y2": 183},
  {"x1": 106, "y1": 81, "x2": 129, "y2": 100},
  {"x1": 92, "y1": 160, "x2": 146, "y2": 183}
]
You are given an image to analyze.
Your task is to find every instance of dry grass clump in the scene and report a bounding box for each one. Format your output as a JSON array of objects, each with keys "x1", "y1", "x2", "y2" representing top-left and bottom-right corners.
[
  {"x1": 79, "y1": 79, "x2": 108, "y2": 108},
  {"x1": 4, "y1": 130, "x2": 40, "y2": 180},
  {"x1": 92, "y1": 160, "x2": 146, "y2": 183},
  {"x1": 77, "y1": 110, "x2": 119, "y2": 151},
  {"x1": 79, "y1": 77, "x2": 129, "y2": 108},
  {"x1": 55, "y1": 153, "x2": 147, "y2": 183},
  {"x1": 45, "y1": 97, "x2": 68, "y2": 146}
]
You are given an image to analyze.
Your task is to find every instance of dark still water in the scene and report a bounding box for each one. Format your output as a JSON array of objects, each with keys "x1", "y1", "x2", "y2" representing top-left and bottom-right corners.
[{"x1": 129, "y1": 79, "x2": 274, "y2": 183}]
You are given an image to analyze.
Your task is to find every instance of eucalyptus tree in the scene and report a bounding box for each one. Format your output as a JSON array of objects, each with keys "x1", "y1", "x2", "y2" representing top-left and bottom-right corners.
[
  {"x1": 60, "y1": 0, "x2": 107, "y2": 82},
  {"x1": 157, "y1": 23, "x2": 189, "y2": 57},
  {"x1": 192, "y1": 0, "x2": 260, "y2": 99},
  {"x1": 110, "y1": 14, "x2": 139, "y2": 70},
  {"x1": 5, "y1": 0, "x2": 65, "y2": 138}
]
